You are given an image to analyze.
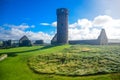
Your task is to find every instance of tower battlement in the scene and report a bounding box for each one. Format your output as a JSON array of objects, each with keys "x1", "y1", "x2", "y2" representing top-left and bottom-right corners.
[{"x1": 56, "y1": 8, "x2": 68, "y2": 15}]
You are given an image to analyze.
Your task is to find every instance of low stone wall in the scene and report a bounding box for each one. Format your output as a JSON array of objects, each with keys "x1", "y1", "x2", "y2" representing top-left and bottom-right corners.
[
  {"x1": 69, "y1": 39, "x2": 99, "y2": 45},
  {"x1": 0, "y1": 54, "x2": 8, "y2": 61}
]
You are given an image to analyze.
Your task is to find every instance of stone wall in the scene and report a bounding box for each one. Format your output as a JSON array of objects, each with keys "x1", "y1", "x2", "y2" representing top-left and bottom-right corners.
[{"x1": 69, "y1": 39, "x2": 98, "y2": 45}]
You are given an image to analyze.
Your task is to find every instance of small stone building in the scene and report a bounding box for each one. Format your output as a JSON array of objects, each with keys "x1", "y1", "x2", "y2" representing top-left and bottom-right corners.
[
  {"x1": 34, "y1": 40, "x2": 44, "y2": 45},
  {"x1": 2, "y1": 40, "x2": 12, "y2": 48},
  {"x1": 19, "y1": 35, "x2": 32, "y2": 46}
]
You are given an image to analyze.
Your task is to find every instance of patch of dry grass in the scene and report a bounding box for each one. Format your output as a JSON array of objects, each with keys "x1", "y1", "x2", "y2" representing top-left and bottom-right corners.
[{"x1": 28, "y1": 45, "x2": 120, "y2": 76}]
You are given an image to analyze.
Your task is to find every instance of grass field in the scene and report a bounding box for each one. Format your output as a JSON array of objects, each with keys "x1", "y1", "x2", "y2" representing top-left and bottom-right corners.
[{"x1": 0, "y1": 45, "x2": 120, "y2": 80}]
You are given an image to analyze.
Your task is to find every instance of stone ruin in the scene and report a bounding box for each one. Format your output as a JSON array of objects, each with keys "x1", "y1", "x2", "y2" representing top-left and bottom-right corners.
[
  {"x1": 69, "y1": 29, "x2": 108, "y2": 45},
  {"x1": 51, "y1": 8, "x2": 113, "y2": 45},
  {"x1": 19, "y1": 35, "x2": 32, "y2": 47},
  {"x1": 51, "y1": 8, "x2": 68, "y2": 45}
]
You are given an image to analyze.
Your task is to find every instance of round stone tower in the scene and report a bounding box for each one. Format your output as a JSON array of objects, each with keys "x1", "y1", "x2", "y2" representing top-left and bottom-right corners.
[{"x1": 56, "y1": 8, "x2": 68, "y2": 44}]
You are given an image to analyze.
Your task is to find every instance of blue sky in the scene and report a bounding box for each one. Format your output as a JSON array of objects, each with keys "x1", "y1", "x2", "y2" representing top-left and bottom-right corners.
[
  {"x1": 0, "y1": 0, "x2": 97, "y2": 27},
  {"x1": 0, "y1": 0, "x2": 120, "y2": 42}
]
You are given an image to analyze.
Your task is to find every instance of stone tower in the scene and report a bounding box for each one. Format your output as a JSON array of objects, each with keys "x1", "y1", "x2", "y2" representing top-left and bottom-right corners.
[
  {"x1": 97, "y1": 29, "x2": 108, "y2": 45},
  {"x1": 56, "y1": 8, "x2": 68, "y2": 44}
]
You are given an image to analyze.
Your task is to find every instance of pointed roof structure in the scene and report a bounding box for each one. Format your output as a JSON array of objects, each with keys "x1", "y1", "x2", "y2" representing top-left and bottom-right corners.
[
  {"x1": 19, "y1": 35, "x2": 29, "y2": 41},
  {"x1": 19, "y1": 35, "x2": 32, "y2": 46},
  {"x1": 97, "y1": 29, "x2": 108, "y2": 45}
]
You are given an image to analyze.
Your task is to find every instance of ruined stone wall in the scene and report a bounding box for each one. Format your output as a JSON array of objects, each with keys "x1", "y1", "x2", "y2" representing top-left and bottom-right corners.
[
  {"x1": 51, "y1": 8, "x2": 108, "y2": 45},
  {"x1": 97, "y1": 29, "x2": 108, "y2": 45},
  {"x1": 69, "y1": 29, "x2": 108, "y2": 45},
  {"x1": 69, "y1": 40, "x2": 98, "y2": 45}
]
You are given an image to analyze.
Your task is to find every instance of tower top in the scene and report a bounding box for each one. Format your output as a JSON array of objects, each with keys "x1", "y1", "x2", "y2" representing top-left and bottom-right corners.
[
  {"x1": 56, "y1": 8, "x2": 68, "y2": 15},
  {"x1": 98, "y1": 29, "x2": 107, "y2": 39}
]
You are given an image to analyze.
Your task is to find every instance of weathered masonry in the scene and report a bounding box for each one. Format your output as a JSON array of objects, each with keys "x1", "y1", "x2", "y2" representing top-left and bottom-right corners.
[{"x1": 51, "y1": 8, "x2": 68, "y2": 44}]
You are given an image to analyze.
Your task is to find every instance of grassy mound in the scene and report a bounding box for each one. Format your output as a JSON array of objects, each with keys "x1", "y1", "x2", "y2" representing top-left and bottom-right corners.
[{"x1": 28, "y1": 45, "x2": 120, "y2": 76}]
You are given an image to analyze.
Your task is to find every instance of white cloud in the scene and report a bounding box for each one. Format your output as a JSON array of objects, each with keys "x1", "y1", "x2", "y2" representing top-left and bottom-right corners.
[
  {"x1": 69, "y1": 22, "x2": 78, "y2": 28},
  {"x1": 26, "y1": 31, "x2": 52, "y2": 43},
  {"x1": 40, "y1": 21, "x2": 57, "y2": 27},
  {"x1": 0, "y1": 24, "x2": 53, "y2": 43},
  {"x1": 3, "y1": 23, "x2": 35, "y2": 30},
  {"x1": 1, "y1": 15, "x2": 120, "y2": 43},
  {"x1": 68, "y1": 28, "x2": 99, "y2": 40},
  {"x1": 51, "y1": 21, "x2": 57, "y2": 27},
  {"x1": 92, "y1": 15, "x2": 120, "y2": 39},
  {"x1": 69, "y1": 19, "x2": 92, "y2": 28},
  {"x1": 93, "y1": 15, "x2": 113, "y2": 27},
  {"x1": 40, "y1": 23, "x2": 50, "y2": 26},
  {"x1": 68, "y1": 18, "x2": 99, "y2": 40},
  {"x1": 69, "y1": 15, "x2": 120, "y2": 40},
  {"x1": 78, "y1": 19, "x2": 92, "y2": 28}
]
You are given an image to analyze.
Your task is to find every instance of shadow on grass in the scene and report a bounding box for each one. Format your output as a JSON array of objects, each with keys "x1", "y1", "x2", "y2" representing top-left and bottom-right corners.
[
  {"x1": 40, "y1": 45, "x2": 58, "y2": 50},
  {"x1": 0, "y1": 45, "x2": 58, "y2": 57}
]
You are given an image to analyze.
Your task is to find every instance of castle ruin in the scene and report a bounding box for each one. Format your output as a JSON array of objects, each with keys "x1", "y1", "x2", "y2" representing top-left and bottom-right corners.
[{"x1": 51, "y1": 8, "x2": 108, "y2": 45}]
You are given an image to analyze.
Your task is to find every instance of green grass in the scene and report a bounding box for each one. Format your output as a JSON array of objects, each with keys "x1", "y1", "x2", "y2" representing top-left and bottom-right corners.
[
  {"x1": 28, "y1": 45, "x2": 120, "y2": 76},
  {"x1": 0, "y1": 45, "x2": 120, "y2": 80}
]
